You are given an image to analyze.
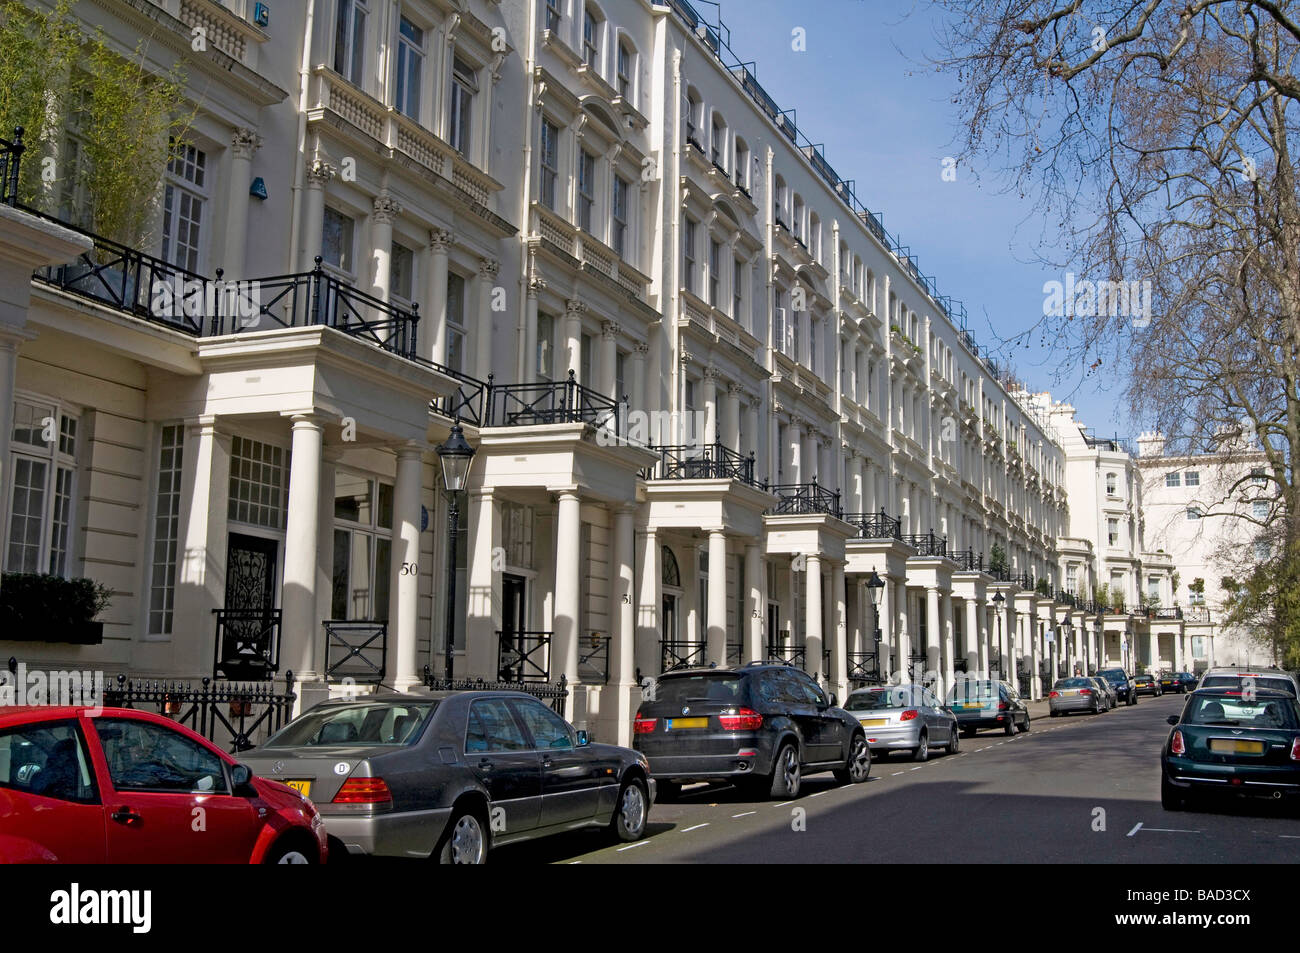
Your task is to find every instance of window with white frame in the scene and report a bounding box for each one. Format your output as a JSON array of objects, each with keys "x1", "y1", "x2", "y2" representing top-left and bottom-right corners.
[
  {"x1": 1147, "y1": 576, "x2": 1159, "y2": 601},
  {"x1": 331, "y1": 472, "x2": 393, "y2": 621},
  {"x1": 539, "y1": 119, "x2": 559, "y2": 210},
  {"x1": 577, "y1": 149, "x2": 596, "y2": 232},
  {"x1": 228, "y1": 436, "x2": 286, "y2": 529},
  {"x1": 537, "y1": 312, "x2": 555, "y2": 380},
  {"x1": 390, "y1": 242, "x2": 415, "y2": 308},
  {"x1": 447, "y1": 272, "x2": 467, "y2": 374},
  {"x1": 502, "y1": 502, "x2": 535, "y2": 569},
  {"x1": 1186, "y1": 506, "x2": 1202, "y2": 520},
  {"x1": 734, "y1": 138, "x2": 749, "y2": 191},
  {"x1": 321, "y1": 206, "x2": 355, "y2": 280},
  {"x1": 732, "y1": 256, "x2": 743, "y2": 321},
  {"x1": 582, "y1": 5, "x2": 599, "y2": 68},
  {"x1": 1185, "y1": 470, "x2": 1200, "y2": 486},
  {"x1": 5, "y1": 399, "x2": 78, "y2": 576},
  {"x1": 162, "y1": 142, "x2": 207, "y2": 272},
  {"x1": 1165, "y1": 471, "x2": 1180, "y2": 487},
  {"x1": 711, "y1": 115, "x2": 724, "y2": 167},
  {"x1": 449, "y1": 56, "x2": 477, "y2": 156},
  {"x1": 708, "y1": 238, "x2": 720, "y2": 307},
  {"x1": 148, "y1": 424, "x2": 184, "y2": 636},
  {"x1": 1105, "y1": 472, "x2": 1117, "y2": 496},
  {"x1": 1107, "y1": 517, "x2": 1119, "y2": 546},
  {"x1": 616, "y1": 40, "x2": 632, "y2": 98},
  {"x1": 1251, "y1": 467, "x2": 1266, "y2": 485},
  {"x1": 682, "y1": 215, "x2": 697, "y2": 293},
  {"x1": 1066, "y1": 564, "x2": 1077, "y2": 593},
  {"x1": 333, "y1": 0, "x2": 368, "y2": 85},
  {"x1": 395, "y1": 16, "x2": 424, "y2": 119},
  {"x1": 1253, "y1": 501, "x2": 1268, "y2": 520},
  {"x1": 611, "y1": 175, "x2": 629, "y2": 259},
  {"x1": 545, "y1": 0, "x2": 562, "y2": 33}
]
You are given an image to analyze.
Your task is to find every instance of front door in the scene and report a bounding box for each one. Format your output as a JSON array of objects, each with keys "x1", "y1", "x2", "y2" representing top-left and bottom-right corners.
[
  {"x1": 499, "y1": 574, "x2": 528, "y2": 679},
  {"x1": 220, "y1": 533, "x2": 279, "y2": 679}
]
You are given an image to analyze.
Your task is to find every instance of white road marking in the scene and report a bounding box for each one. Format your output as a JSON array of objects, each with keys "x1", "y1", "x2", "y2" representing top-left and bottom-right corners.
[
  {"x1": 731, "y1": 812, "x2": 756, "y2": 819},
  {"x1": 976, "y1": 747, "x2": 989, "y2": 752},
  {"x1": 1279, "y1": 835, "x2": 1300, "y2": 839},
  {"x1": 681, "y1": 823, "x2": 710, "y2": 832},
  {"x1": 808, "y1": 790, "x2": 827, "y2": 797},
  {"x1": 891, "y1": 771, "x2": 905, "y2": 776},
  {"x1": 1127, "y1": 823, "x2": 1143, "y2": 837},
  {"x1": 1144, "y1": 827, "x2": 1200, "y2": 834},
  {"x1": 775, "y1": 800, "x2": 794, "y2": 807},
  {"x1": 617, "y1": 840, "x2": 651, "y2": 851},
  {"x1": 910, "y1": 766, "x2": 923, "y2": 771}
]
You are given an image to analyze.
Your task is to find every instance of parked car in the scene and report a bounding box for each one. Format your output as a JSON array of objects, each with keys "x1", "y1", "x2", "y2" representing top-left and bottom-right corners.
[
  {"x1": 633, "y1": 663, "x2": 870, "y2": 801},
  {"x1": 1195, "y1": 667, "x2": 1300, "y2": 697},
  {"x1": 1161, "y1": 688, "x2": 1300, "y2": 810},
  {"x1": 946, "y1": 678, "x2": 1030, "y2": 736},
  {"x1": 1134, "y1": 673, "x2": 1162, "y2": 697},
  {"x1": 1089, "y1": 677, "x2": 1117, "y2": 711},
  {"x1": 0, "y1": 706, "x2": 327, "y2": 863},
  {"x1": 1159, "y1": 671, "x2": 1196, "y2": 694},
  {"x1": 240, "y1": 691, "x2": 652, "y2": 864},
  {"x1": 846, "y1": 683, "x2": 961, "y2": 760},
  {"x1": 1098, "y1": 667, "x2": 1138, "y2": 706},
  {"x1": 1049, "y1": 677, "x2": 1103, "y2": 716}
]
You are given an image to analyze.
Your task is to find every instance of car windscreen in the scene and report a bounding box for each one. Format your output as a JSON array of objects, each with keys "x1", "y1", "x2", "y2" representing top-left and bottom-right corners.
[
  {"x1": 947, "y1": 680, "x2": 998, "y2": 702},
  {"x1": 845, "y1": 687, "x2": 914, "y2": 710},
  {"x1": 651, "y1": 674, "x2": 744, "y2": 706},
  {"x1": 1054, "y1": 678, "x2": 1093, "y2": 689},
  {"x1": 1183, "y1": 695, "x2": 1300, "y2": 729},
  {"x1": 1098, "y1": 670, "x2": 1127, "y2": 683},
  {"x1": 1200, "y1": 675, "x2": 1296, "y2": 695},
  {"x1": 263, "y1": 701, "x2": 437, "y2": 747}
]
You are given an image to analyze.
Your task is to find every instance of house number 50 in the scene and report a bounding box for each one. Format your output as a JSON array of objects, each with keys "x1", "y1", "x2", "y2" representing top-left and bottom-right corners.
[{"x1": 401, "y1": 562, "x2": 419, "y2": 575}]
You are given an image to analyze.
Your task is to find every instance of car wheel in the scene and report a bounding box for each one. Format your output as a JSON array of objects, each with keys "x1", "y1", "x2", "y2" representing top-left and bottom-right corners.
[
  {"x1": 1020, "y1": 714, "x2": 1031, "y2": 733},
  {"x1": 834, "y1": 734, "x2": 871, "y2": 784},
  {"x1": 265, "y1": 841, "x2": 316, "y2": 864},
  {"x1": 961, "y1": 726, "x2": 976, "y2": 738},
  {"x1": 1050, "y1": 710, "x2": 1059, "y2": 717},
  {"x1": 1129, "y1": 694, "x2": 1137, "y2": 706},
  {"x1": 1004, "y1": 716, "x2": 1016, "y2": 736},
  {"x1": 769, "y1": 742, "x2": 801, "y2": 799},
  {"x1": 912, "y1": 731, "x2": 929, "y2": 763},
  {"x1": 654, "y1": 780, "x2": 681, "y2": 804},
  {"x1": 611, "y1": 777, "x2": 649, "y2": 842},
  {"x1": 1161, "y1": 776, "x2": 1187, "y2": 811},
  {"x1": 437, "y1": 806, "x2": 489, "y2": 864},
  {"x1": 946, "y1": 724, "x2": 960, "y2": 755}
]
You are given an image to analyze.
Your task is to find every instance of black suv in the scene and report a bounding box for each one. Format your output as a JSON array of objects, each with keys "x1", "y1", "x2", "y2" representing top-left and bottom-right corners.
[
  {"x1": 632, "y1": 663, "x2": 870, "y2": 801},
  {"x1": 1097, "y1": 668, "x2": 1138, "y2": 706}
]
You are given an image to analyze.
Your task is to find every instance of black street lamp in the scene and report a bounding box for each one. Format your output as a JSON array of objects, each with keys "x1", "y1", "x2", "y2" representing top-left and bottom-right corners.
[
  {"x1": 867, "y1": 569, "x2": 885, "y2": 678},
  {"x1": 992, "y1": 590, "x2": 1006, "y2": 680},
  {"x1": 436, "y1": 421, "x2": 475, "y2": 681}
]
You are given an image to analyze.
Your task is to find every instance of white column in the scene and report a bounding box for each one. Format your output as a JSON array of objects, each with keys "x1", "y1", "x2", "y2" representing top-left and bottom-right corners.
[
  {"x1": 600, "y1": 321, "x2": 619, "y2": 402},
  {"x1": 744, "y1": 543, "x2": 764, "y2": 663},
  {"x1": 631, "y1": 344, "x2": 649, "y2": 420},
  {"x1": 831, "y1": 561, "x2": 847, "y2": 702},
  {"x1": 222, "y1": 128, "x2": 260, "y2": 277},
  {"x1": 425, "y1": 228, "x2": 453, "y2": 365},
  {"x1": 1028, "y1": 611, "x2": 1042, "y2": 699},
  {"x1": 523, "y1": 275, "x2": 543, "y2": 380},
  {"x1": 300, "y1": 160, "x2": 336, "y2": 273},
  {"x1": 940, "y1": 590, "x2": 954, "y2": 699},
  {"x1": 706, "y1": 529, "x2": 728, "y2": 665},
  {"x1": 554, "y1": 490, "x2": 583, "y2": 714},
  {"x1": 474, "y1": 259, "x2": 499, "y2": 384},
  {"x1": 965, "y1": 597, "x2": 980, "y2": 676},
  {"x1": 465, "y1": 488, "x2": 501, "y2": 678},
  {"x1": 635, "y1": 528, "x2": 660, "y2": 679},
  {"x1": 806, "y1": 554, "x2": 823, "y2": 680},
  {"x1": 611, "y1": 505, "x2": 637, "y2": 743},
  {"x1": 564, "y1": 299, "x2": 585, "y2": 379},
  {"x1": 702, "y1": 368, "x2": 719, "y2": 448},
  {"x1": 369, "y1": 195, "x2": 400, "y2": 303},
  {"x1": 0, "y1": 330, "x2": 33, "y2": 487},
  {"x1": 999, "y1": 598, "x2": 1012, "y2": 684},
  {"x1": 724, "y1": 383, "x2": 742, "y2": 454},
  {"x1": 386, "y1": 446, "x2": 423, "y2": 690},
  {"x1": 282, "y1": 413, "x2": 324, "y2": 680},
  {"x1": 174, "y1": 416, "x2": 231, "y2": 676},
  {"x1": 895, "y1": 579, "x2": 909, "y2": 683},
  {"x1": 788, "y1": 421, "x2": 802, "y2": 484},
  {"x1": 926, "y1": 587, "x2": 941, "y2": 689}
]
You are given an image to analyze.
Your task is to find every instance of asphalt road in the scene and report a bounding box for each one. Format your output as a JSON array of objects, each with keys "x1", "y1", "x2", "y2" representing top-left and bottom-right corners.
[{"x1": 494, "y1": 692, "x2": 1300, "y2": 864}]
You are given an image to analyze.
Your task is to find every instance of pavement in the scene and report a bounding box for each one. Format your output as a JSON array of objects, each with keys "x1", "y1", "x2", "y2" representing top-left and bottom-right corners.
[{"x1": 492, "y1": 692, "x2": 1300, "y2": 864}]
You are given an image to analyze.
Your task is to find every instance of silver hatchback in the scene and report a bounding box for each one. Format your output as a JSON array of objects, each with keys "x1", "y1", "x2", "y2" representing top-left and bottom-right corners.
[{"x1": 843, "y1": 684, "x2": 959, "y2": 762}]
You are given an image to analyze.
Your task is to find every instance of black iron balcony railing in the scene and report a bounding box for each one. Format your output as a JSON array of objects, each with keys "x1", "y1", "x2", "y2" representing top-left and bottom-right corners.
[
  {"x1": 487, "y1": 369, "x2": 622, "y2": 436},
  {"x1": 726, "y1": 641, "x2": 742, "y2": 668},
  {"x1": 952, "y1": 549, "x2": 985, "y2": 572},
  {"x1": 1013, "y1": 572, "x2": 1035, "y2": 590},
  {"x1": 842, "y1": 509, "x2": 902, "y2": 540},
  {"x1": 902, "y1": 530, "x2": 948, "y2": 558},
  {"x1": 578, "y1": 632, "x2": 609, "y2": 685},
  {"x1": 1055, "y1": 590, "x2": 1079, "y2": 609},
  {"x1": 662, "y1": 639, "x2": 706, "y2": 672},
  {"x1": 641, "y1": 441, "x2": 756, "y2": 484},
  {"x1": 497, "y1": 630, "x2": 552, "y2": 682},
  {"x1": 322, "y1": 620, "x2": 387, "y2": 683},
  {"x1": 426, "y1": 363, "x2": 489, "y2": 427},
  {"x1": 102, "y1": 670, "x2": 296, "y2": 753},
  {"x1": 987, "y1": 566, "x2": 1013, "y2": 582},
  {"x1": 213, "y1": 608, "x2": 281, "y2": 681},
  {"x1": 1101, "y1": 602, "x2": 1128, "y2": 615},
  {"x1": 765, "y1": 480, "x2": 842, "y2": 518},
  {"x1": 1136, "y1": 605, "x2": 1183, "y2": 620},
  {"x1": 764, "y1": 643, "x2": 832, "y2": 676},
  {"x1": 422, "y1": 665, "x2": 568, "y2": 714},
  {"x1": 1184, "y1": 605, "x2": 1211, "y2": 623},
  {"x1": 847, "y1": 651, "x2": 883, "y2": 683},
  {"x1": 0, "y1": 127, "x2": 23, "y2": 206}
]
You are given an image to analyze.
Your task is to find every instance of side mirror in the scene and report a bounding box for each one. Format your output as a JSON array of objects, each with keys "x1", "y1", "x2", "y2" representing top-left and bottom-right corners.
[
  {"x1": 576, "y1": 730, "x2": 589, "y2": 747},
  {"x1": 1166, "y1": 715, "x2": 1180, "y2": 726},
  {"x1": 231, "y1": 763, "x2": 257, "y2": 797}
]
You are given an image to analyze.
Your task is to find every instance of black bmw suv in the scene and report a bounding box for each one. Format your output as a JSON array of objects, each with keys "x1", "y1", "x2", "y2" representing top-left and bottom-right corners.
[
  {"x1": 632, "y1": 662, "x2": 870, "y2": 801},
  {"x1": 1097, "y1": 667, "x2": 1138, "y2": 706}
]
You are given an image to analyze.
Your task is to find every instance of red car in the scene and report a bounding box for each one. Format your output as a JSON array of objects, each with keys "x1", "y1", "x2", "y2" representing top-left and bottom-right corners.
[{"x1": 0, "y1": 706, "x2": 327, "y2": 863}]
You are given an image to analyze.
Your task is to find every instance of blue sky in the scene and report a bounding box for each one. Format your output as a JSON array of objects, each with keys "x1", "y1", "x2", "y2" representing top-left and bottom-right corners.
[{"x1": 712, "y1": 0, "x2": 1133, "y2": 434}]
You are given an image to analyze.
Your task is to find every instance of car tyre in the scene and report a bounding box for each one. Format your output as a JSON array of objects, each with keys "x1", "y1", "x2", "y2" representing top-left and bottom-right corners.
[
  {"x1": 946, "y1": 724, "x2": 960, "y2": 755},
  {"x1": 769, "y1": 741, "x2": 801, "y2": 799},
  {"x1": 265, "y1": 841, "x2": 317, "y2": 864},
  {"x1": 961, "y1": 726, "x2": 976, "y2": 738},
  {"x1": 654, "y1": 780, "x2": 681, "y2": 804},
  {"x1": 1004, "y1": 716, "x2": 1016, "y2": 736},
  {"x1": 1020, "y1": 714, "x2": 1031, "y2": 733},
  {"x1": 437, "y1": 805, "x2": 489, "y2": 865},
  {"x1": 912, "y1": 731, "x2": 929, "y2": 763},
  {"x1": 611, "y1": 777, "x2": 649, "y2": 842},
  {"x1": 1161, "y1": 776, "x2": 1187, "y2": 812},
  {"x1": 834, "y1": 734, "x2": 871, "y2": 784}
]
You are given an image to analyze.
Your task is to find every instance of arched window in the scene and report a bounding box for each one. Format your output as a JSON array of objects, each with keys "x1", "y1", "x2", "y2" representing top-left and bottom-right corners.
[{"x1": 662, "y1": 545, "x2": 681, "y2": 587}]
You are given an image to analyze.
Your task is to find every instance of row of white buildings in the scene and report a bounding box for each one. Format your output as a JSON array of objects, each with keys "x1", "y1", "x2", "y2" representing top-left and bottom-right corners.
[{"x1": 0, "y1": 0, "x2": 1266, "y2": 745}]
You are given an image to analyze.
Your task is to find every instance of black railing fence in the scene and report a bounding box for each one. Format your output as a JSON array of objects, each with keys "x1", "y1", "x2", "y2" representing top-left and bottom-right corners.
[
  {"x1": 322, "y1": 620, "x2": 387, "y2": 683},
  {"x1": 842, "y1": 509, "x2": 902, "y2": 540},
  {"x1": 213, "y1": 609, "x2": 281, "y2": 682},
  {"x1": 421, "y1": 666, "x2": 568, "y2": 714},
  {"x1": 0, "y1": 127, "x2": 22, "y2": 206},
  {"x1": 847, "y1": 651, "x2": 883, "y2": 683},
  {"x1": 578, "y1": 632, "x2": 610, "y2": 685},
  {"x1": 487, "y1": 370, "x2": 622, "y2": 435},
  {"x1": 902, "y1": 530, "x2": 948, "y2": 558},
  {"x1": 661, "y1": 639, "x2": 706, "y2": 672},
  {"x1": 426, "y1": 365, "x2": 490, "y2": 427},
  {"x1": 641, "y1": 442, "x2": 756, "y2": 484},
  {"x1": 766, "y1": 480, "x2": 842, "y2": 517},
  {"x1": 497, "y1": 630, "x2": 552, "y2": 682},
  {"x1": 952, "y1": 549, "x2": 985, "y2": 572}
]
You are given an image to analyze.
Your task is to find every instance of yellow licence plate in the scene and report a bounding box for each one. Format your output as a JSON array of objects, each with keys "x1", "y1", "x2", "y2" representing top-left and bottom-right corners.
[
  {"x1": 1209, "y1": 739, "x2": 1264, "y2": 754},
  {"x1": 958, "y1": 703, "x2": 983, "y2": 709},
  {"x1": 859, "y1": 718, "x2": 887, "y2": 727},
  {"x1": 666, "y1": 717, "x2": 708, "y2": 730},
  {"x1": 283, "y1": 779, "x2": 312, "y2": 797}
]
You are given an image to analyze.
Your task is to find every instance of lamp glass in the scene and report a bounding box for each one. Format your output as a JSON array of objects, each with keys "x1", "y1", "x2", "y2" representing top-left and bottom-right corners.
[{"x1": 436, "y1": 424, "x2": 475, "y2": 492}]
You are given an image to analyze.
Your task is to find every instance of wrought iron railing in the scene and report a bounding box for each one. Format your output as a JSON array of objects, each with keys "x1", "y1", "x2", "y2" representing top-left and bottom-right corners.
[
  {"x1": 847, "y1": 651, "x2": 882, "y2": 683},
  {"x1": 1137, "y1": 605, "x2": 1183, "y2": 620},
  {"x1": 421, "y1": 666, "x2": 568, "y2": 714},
  {"x1": 0, "y1": 127, "x2": 23, "y2": 206},
  {"x1": 1184, "y1": 605, "x2": 1211, "y2": 623},
  {"x1": 1101, "y1": 602, "x2": 1128, "y2": 615},
  {"x1": 902, "y1": 530, "x2": 948, "y2": 558},
  {"x1": 103, "y1": 671, "x2": 296, "y2": 752},
  {"x1": 767, "y1": 642, "x2": 805, "y2": 668},
  {"x1": 952, "y1": 549, "x2": 985, "y2": 572},
  {"x1": 578, "y1": 632, "x2": 609, "y2": 685},
  {"x1": 726, "y1": 641, "x2": 742, "y2": 668},
  {"x1": 213, "y1": 609, "x2": 281, "y2": 681},
  {"x1": 842, "y1": 509, "x2": 902, "y2": 540},
  {"x1": 322, "y1": 620, "x2": 387, "y2": 683},
  {"x1": 487, "y1": 369, "x2": 622, "y2": 436},
  {"x1": 497, "y1": 630, "x2": 552, "y2": 682},
  {"x1": 426, "y1": 364, "x2": 489, "y2": 427},
  {"x1": 1055, "y1": 590, "x2": 1079, "y2": 609},
  {"x1": 661, "y1": 639, "x2": 706, "y2": 672},
  {"x1": 641, "y1": 441, "x2": 757, "y2": 484},
  {"x1": 765, "y1": 480, "x2": 842, "y2": 517},
  {"x1": 1016, "y1": 662, "x2": 1031, "y2": 698}
]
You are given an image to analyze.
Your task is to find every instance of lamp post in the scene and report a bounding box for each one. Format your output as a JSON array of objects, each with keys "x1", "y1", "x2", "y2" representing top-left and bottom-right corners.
[
  {"x1": 436, "y1": 421, "x2": 475, "y2": 681},
  {"x1": 992, "y1": 590, "x2": 1005, "y2": 683},
  {"x1": 867, "y1": 569, "x2": 885, "y2": 680}
]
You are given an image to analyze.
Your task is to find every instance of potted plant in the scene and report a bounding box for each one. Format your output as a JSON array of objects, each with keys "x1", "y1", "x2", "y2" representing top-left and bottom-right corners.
[{"x1": 0, "y1": 572, "x2": 112, "y2": 644}]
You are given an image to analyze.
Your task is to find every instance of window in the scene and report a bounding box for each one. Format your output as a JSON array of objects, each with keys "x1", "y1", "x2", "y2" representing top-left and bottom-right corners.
[
  {"x1": 708, "y1": 238, "x2": 720, "y2": 307},
  {"x1": 711, "y1": 116, "x2": 724, "y2": 166},
  {"x1": 321, "y1": 207, "x2": 355, "y2": 278},
  {"x1": 682, "y1": 215, "x2": 696, "y2": 293},
  {"x1": 512, "y1": 699, "x2": 575, "y2": 749},
  {"x1": 1148, "y1": 576, "x2": 1159, "y2": 600},
  {"x1": 6, "y1": 399, "x2": 78, "y2": 575},
  {"x1": 0, "y1": 721, "x2": 97, "y2": 803},
  {"x1": 228, "y1": 436, "x2": 286, "y2": 529},
  {"x1": 545, "y1": 0, "x2": 562, "y2": 33},
  {"x1": 583, "y1": 6, "x2": 599, "y2": 68},
  {"x1": 447, "y1": 273, "x2": 467, "y2": 374},
  {"x1": 732, "y1": 257, "x2": 743, "y2": 320},
  {"x1": 1253, "y1": 501, "x2": 1268, "y2": 520},
  {"x1": 1251, "y1": 467, "x2": 1266, "y2": 486},
  {"x1": 1107, "y1": 518, "x2": 1119, "y2": 546},
  {"x1": 1165, "y1": 471, "x2": 1181, "y2": 487},
  {"x1": 331, "y1": 472, "x2": 393, "y2": 621},
  {"x1": 616, "y1": 41, "x2": 632, "y2": 97},
  {"x1": 615, "y1": 350, "x2": 626, "y2": 404},
  {"x1": 1105, "y1": 472, "x2": 1117, "y2": 496},
  {"x1": 465, "y1": 699, "x2": 529, "y2": 752},
  {"x1": 539, "y1": 119, "x2": 559, "y2": 210},
  {"x1": 448, "y1": 57, "x2": 477, "y2": 156},
  {"x1": 148, "y1": 425, "x2": 184, "y2": 636},
  {"x1": 773, "y1": 175, "x2": 787, "y2": 226},
  {"x1": 502, "y1": 502, "x2": 535, "y2": 569},
  {"x1": 390, "y1": 242, "x2": 415, "y2": 307},
  {"x1": 1186, "y1": 506, "x2": 1202, "y2": 520},
  {"x1": 97, "y1": 718, "x2": 227, "y2": 794},
  {"x1": 1066, "y1": 564, "x2": 1077, "y2": 594},
  {"x1": 333, "y1": 0, "x2": 368, "y2": 85},
  {"x1": 1255, "y1": 540, "x2": 1271, "y2": 561},
  {"x1": 1185, "y1": 470, "x2": 1200, "y2": 487},
  {"x1": 734, "y1": 138, "x2": 749, "y2": 190},
  {"x1": 395, "y1": 17, "x2": 424, "y2": 119},
  {"x1": 580, "y1": 332, "x2": 593, "y2": 386},
  {"x1": 685, "y1": 91, "x2": 702, "y2": 145},
  {"x1": 577, "y1": 149, "x2": 596, "y2": 232},
  {"x1": 611, "y1": 175, "x2": 629, "y2": 259},
  {"x1": 537, "y1": 312, "x2": 555, "y2": 379},
  {"x1": 162, "y1": 142, "x2": 207, "y2": 272},
  {"x1": 792, "y1": 195, "x2": 804, "y2": 242}
]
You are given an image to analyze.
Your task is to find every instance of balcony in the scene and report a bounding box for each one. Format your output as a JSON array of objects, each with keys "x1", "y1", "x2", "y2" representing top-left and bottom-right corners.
[
  {"x1": 951, "y1": 549, "x2": 986, "y2": 573},
  {"x1": 842, "y1": 509, "x2": 902, "y2": 540},
  {"x1": 486, "y1": 370, "x2": 623, "y2": 437},
  {"x1": 902, "y1": 530, "x2": 948, "y2": 558},
  {"x1": 428, "y1": 364, "x2": 490, "y2": 427},
  {"x1": 1136, "y1": 605, "x2": 1184, "y2": 621},
  {"x1": 641, "y1": 442, "x2": 757, "y2": 485},
  {"x1": 766, "y1": 480, "x2": 842, "y2": 518}
]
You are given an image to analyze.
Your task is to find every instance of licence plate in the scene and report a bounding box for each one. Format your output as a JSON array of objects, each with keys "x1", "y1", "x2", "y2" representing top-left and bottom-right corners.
[
  {"x1": 1062, "y1": 690, "x2": 1078, "y2": 695},
  {"x1": 958, "y1": 703, "x2": 983, "y2": 709},
  {"x1": 859, "y1": 718, "x2": 887, "y2": 727},
  {"x1": 284, "y1": 779, "x2": 312, "y2": 797},
  {"x1": 1209, "y1": 739, "x2": 1264, "y2": 754},
  {"x1": 666, "y1": 717, "x2": 708, "y2": 730}
]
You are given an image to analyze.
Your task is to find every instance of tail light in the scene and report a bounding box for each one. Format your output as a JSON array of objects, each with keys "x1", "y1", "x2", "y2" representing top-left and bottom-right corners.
[
  {"x1": 633, "y1": 712, "x2": 657, "y2": 734},
  {"x1": 1079, "y1": 689, "x2": 1092, "y2": 696},
  {"x1": 1290, "y1": 737, "x2": 1300, "y2": 762},
  {"x1": 900, "y1": 709, "x2": 919, "y2": 721},
  {"x1": 997, "y1": 701, "x2": 1010, "y2": 710},
  {"x1": 718, "y1": 707, "x2": 763, "y2": 731},
  {"x1": 1170, "y1": 730, "x2": 1185, "y2": 756},
  {"x1": 1049, "y1": 691, "x2": 1059, "y2": 698},
  {"x1": 332, "y1": 777, "x2": 392, "y2": 805}
]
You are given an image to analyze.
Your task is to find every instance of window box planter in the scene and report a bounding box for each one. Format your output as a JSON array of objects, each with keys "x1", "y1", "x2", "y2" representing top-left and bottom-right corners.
[{"x1": 0, "y1": 573, "x2": 111, "y2": 645}]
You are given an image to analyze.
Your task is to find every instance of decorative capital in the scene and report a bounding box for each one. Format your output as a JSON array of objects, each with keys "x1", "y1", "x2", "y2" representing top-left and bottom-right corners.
[
  {"x1": 565, "y1": 298, "x2": 587, "y2": 316},
  {"x1": 372, "y1": 194, "x2": 402, "y2": 224},
  {"x1": 633, "y1": 342, "x2": 650, "y2": 357},
  {"x1": 726, "y1": 381, "x2": 745, "y2": 395},
  {"x1": 703, "y1": 365, "x2": 724, "y2": 381},
  {"x1": 601, "y1": 320, "x2": 620, "y2": 339},
  {"x1": 429, "y1": 227, "x2": 455, "y2": 251},
  {"x1": 678, "y1": 344, "x2": 695, "y2": 365},
  {"x1": 478, "y1": 258, "x2": 500, "y2": 280},
  {"x1": 231, "y1": 127, "x2": 262, "y2": 159},
  {"x1": 306, "y1": 159, "x2": 336, "y2": 187},
  {"x1": 527, "y1": 275, "x2": 547, "y2": 297}
]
